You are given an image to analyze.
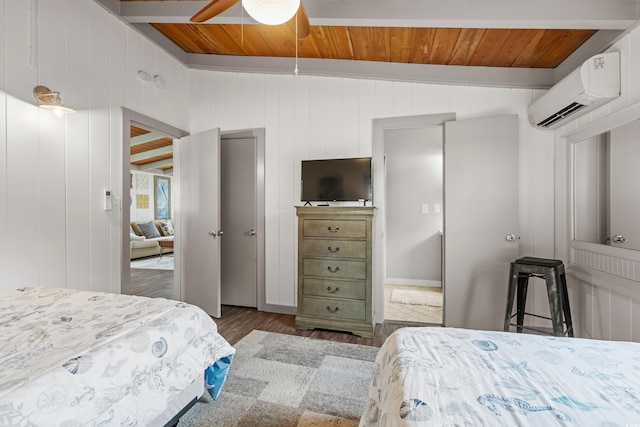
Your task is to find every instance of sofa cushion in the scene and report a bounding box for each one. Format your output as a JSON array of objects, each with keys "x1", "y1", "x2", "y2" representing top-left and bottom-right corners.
[
  {"x1": 159, "y1": 220, "x2": 174, "y2": 236},
  {"x1": 130, "y1": 233, "x2": 145, "y2": 242},
  {"x1": 131, "y1": 239, "x2": 159, "y2": 250},
  {"x1": 138, "y1": 221, "x2": 161, "y2": 239}
]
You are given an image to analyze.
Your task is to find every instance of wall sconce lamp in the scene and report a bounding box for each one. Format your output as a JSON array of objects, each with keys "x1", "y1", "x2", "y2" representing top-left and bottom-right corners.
[{"x1": 33, "y1": 85, "x2": 76, "y2": 116}]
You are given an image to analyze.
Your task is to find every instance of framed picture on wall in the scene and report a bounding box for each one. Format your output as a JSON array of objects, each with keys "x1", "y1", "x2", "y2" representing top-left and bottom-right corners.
[{"x1": 154, "y1": 175, "x2": 171, "y2": 219}]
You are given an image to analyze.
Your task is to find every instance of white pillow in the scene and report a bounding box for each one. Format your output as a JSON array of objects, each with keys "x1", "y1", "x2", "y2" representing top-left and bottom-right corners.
[{"x1": 130, "y1": 233, "x2": 145, "y2": 241}]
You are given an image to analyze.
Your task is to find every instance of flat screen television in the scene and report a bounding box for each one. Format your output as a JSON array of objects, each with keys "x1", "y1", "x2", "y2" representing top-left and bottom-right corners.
[{"x1": 301, "y1": 157, "x2": 372, "y2": 202}]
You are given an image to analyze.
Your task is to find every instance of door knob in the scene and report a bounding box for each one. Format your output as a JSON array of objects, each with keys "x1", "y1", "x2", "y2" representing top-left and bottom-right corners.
[
  {"x1": 208, "y1": 230, "x2": 223, "y2": 238},
  {"x1": 505, "y1": 233, "x2": 518, "y2": 242},
  {"x1": 248, "y1": 229, "x2": 256, "y2": 236},
  {"x1": 612, "y1": 234, "x2": 627, "y2": 243}
]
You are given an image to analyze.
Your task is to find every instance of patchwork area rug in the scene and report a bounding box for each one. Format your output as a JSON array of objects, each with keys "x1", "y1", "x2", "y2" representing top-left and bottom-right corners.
[
  {"x1": 178, "y1": 330, "x2": 379, "y2": 427},
  {"x1": 390, "y1": 287, "x2": 442, "y2": 307},
  {"x1": 130, "y1": 255, "x2": 174, "y2": 270}
]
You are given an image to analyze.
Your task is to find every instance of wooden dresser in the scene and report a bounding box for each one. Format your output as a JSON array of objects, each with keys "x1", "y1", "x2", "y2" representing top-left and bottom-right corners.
[{"x1": 295, "y1": 206, "x2": 374, "y2": 337}]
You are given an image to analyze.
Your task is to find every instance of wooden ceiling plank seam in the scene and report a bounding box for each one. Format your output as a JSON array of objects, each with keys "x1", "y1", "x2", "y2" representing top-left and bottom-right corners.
[
  {"x1": 348, "y1": 27, "x2": 371, "y2": 61},
  {"x1": 390, "y1": 27, "x2": 412, "y2": 63},
  {"x1": 467, "y1": 28, "x2": 512, "y2": 67},
  {"x1": 448, "y1": 28, "x2": 486, "y2": 66},
  {"x1": 154, "y1": 23, "x2": 204, "y2": 53},
  {"x1": 489, "y1": 29, "x2": 540, "y2": 68},
  {"x1": 429, "y1": 28, "x2": 461, "y2": 65},
  {"x1": 516, "y1": 29, "x2": 570, "y2": 68},
  {"x1": 532, "y1": 29, "x2": 597, "y2": 68},
  {"x1": 298, "y1": 28, "x2": 323, "y2": 59},
  {"x1": 408, "y1": 28, "x2": 436, "y2": 64},
  {"x1": 510, "y1": 29, "x2": 548, "y2": 68}
]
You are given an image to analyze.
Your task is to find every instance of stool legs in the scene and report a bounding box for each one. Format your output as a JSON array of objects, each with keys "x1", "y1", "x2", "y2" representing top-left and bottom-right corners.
[
  {"x1": 503, "y1": 263, "x2": 518, "y2": 332},
  {"x1": 516, "y1": 275, "x2": 529, "y2": 333},
  {"x1": 544, "y1": 268, "x2": 564, "y2": 336},
  {"x1": 560, "y1": 273, "x2": 574, "y2": 337}
]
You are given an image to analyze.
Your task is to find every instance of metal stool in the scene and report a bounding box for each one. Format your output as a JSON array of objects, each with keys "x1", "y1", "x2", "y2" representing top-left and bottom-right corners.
[{"x1": 503, "y1": 257, "x2": 573, "y2": 337}]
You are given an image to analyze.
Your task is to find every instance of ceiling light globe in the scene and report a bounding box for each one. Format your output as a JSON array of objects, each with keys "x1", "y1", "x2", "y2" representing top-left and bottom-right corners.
[{"x1": 242, "y1": 0, "x2": 300, "y2": 25}]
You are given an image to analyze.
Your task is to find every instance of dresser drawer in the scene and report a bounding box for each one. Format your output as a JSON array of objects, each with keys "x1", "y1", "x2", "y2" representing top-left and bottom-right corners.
[
  {"x1": 303, "y1": 220, "x2": 366, "y2": 239},
  {"x1": 301, "y1": 297, "x2": 366, "y2": 321},
  {"x1": 303, "y1": 258, "x2": 366, "y2": 280},
  {"x1": 302, "y1": 239, "x2": 366, "y2": 259},
  {"x1": 303, "y1": 278, "x2": 366, "y2": 300}
]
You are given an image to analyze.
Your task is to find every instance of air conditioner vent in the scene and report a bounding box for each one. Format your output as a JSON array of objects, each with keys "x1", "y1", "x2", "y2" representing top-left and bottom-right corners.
[
  {"x1": 527, "y1": 51, "x2": 620, "y2": 130},
  {"x1": 536, "y1": 102, "x2": 587, "y2": 128}
]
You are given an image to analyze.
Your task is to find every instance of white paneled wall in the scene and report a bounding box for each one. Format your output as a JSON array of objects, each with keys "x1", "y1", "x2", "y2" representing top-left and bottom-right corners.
[
  {"x1": 188, "y1": 70, "x2": 557, "y2": 309},
  {"x1": 1, "y1": 0, "x2": 635, "y2": 335},
  {"x1": 0, "y1": 0, "x2": 188, "y2": 292},
  {"x1": 554, "y1": 25, "x2": 640, "y2": 341}
]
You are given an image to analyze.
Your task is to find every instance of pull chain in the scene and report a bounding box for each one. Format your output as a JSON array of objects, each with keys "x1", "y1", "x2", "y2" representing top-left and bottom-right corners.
[{"x1": 294, "y1": 12, "x2": 299, "y2": 75}]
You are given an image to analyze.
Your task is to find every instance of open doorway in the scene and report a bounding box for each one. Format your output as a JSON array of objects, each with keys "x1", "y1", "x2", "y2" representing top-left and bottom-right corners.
[
  {"x1": 383, "y1": 126, "x2": 443, "y2": 324},
  {"x1": 372, "y1": 113, "x2": 455, "y2": 326},
  {"x1": 121, "y1": 109, "x2": 188, "y2": 300}
]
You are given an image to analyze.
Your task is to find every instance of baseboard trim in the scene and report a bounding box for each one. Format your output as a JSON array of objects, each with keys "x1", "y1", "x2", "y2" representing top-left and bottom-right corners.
[
  {"x1": 259, "y1": 303, "x2": 297, "y2": 315},
  {"x1": 385, "y1": 278, "x2": 442, "y2": 287}
]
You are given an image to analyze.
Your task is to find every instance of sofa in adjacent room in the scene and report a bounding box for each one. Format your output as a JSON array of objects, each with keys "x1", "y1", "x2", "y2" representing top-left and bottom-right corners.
[{"x1": 130, "y1": 220, "x2": 174, "y2": 260}]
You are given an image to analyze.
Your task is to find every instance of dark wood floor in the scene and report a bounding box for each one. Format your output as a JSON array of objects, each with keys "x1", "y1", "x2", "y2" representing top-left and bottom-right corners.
[{"x1": 128, "y1": 265, "x2": 420, "y2": 348}]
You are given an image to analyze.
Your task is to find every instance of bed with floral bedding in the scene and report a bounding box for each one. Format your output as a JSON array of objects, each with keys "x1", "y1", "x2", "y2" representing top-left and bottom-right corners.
[
  {"x1": 360, "y1": 327, "x2": 640, "y2": 426},
  {"x1": 0, "y1": 287, "x2": 235, "y2": 426}
]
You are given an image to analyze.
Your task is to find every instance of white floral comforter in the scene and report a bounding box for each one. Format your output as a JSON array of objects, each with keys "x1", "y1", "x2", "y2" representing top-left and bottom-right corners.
[
  {"x1": 360, "y1": 327, "x2": 640, "y2": 426},
  {"x1": 0, "y1": 287, "x2": 235, "y2": 426}
]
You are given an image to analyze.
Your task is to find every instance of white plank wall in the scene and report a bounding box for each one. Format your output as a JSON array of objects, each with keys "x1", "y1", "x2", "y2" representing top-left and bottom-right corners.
[
  {"x1": 554, "y1": 25, "x2": 640, "y2": 341},
  {"x1": 0, "y1": 0, "x2": 189, "y2": 293},
  {"x1": 0, "y1": 0, "x2": 637, "y2": 342},
  {"x1": 188, "y1": 69, "x2": 558, "y2": 311}
]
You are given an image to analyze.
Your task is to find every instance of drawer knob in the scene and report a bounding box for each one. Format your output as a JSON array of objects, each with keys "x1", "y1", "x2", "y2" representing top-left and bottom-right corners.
[
  {"x1": 327, "y1": 246, "x2": 340, "y2": 253},
  {"x1": 326, "y1": 306, "x2": 340, "y2": 313},
  {"x1": 327, "y1": 266, "x2": 340, "y2": 273},
  {"x1": 327, "y1": 286, "x2": 340, "y2": 294},
  {"x1": 327, "y1": 226, "x2": 340, "y2": 233}
]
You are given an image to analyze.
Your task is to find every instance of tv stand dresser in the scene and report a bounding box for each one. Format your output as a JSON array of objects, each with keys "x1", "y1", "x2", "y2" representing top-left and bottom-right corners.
[{"x1": 295, "y1": 206, "x2": 374, "y2": 337}]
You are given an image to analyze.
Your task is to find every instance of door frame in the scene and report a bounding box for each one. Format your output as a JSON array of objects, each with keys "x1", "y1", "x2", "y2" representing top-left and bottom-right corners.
[
  {"x1": 220, "y1": 128, "x2": 267, "y2": 311},
  {"x1": 372, "y1": 113, "x2": 456, "y2": 324},
  {"x1": 121, "y1": 108, "x2": 188, "y2": 298}
]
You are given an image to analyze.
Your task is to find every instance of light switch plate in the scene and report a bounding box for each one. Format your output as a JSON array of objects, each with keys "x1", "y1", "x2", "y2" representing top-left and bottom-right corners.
[
  {"x1": 421, "y1": 204, "x2": 429, "y2": 214},
  {"x1": 434, "y1": 204, "x2": 441, "y2": 213}
]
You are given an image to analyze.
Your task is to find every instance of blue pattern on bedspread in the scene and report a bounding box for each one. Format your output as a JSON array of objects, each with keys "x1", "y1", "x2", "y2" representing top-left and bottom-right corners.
[
  {"x1": 360, "y1": 327, "x2": 640, "y2": 426},
  {"x1": 0, "y1": 287, "x2": 235, "y2": 426}
]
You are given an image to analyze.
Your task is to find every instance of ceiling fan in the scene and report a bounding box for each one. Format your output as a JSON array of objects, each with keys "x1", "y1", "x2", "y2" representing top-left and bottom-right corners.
[{"x1": 190, "y1": 0, "x2": 311, "y2": 39}]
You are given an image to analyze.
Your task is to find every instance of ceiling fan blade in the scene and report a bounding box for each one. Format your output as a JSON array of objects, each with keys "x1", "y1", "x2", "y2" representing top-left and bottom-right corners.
[
  {"x1": 190, "y1": 0, "x2": 240, "y2": 23},
  {"x1": 285, "y1": 2, "x2": 311, "y2": 39}
]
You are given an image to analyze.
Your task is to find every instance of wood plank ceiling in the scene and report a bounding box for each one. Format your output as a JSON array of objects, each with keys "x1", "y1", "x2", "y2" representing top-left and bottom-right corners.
[{"x1": 150, "y1": 24, "x2": 596, "y2": 69}]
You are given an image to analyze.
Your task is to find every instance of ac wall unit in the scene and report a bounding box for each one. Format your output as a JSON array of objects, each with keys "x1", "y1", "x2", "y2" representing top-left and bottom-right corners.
[{"x1": 528, "y1": 51, "x2": 620, "y2": 129}]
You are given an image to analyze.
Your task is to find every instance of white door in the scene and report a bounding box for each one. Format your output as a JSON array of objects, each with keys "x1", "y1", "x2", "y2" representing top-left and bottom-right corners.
[
  {"x1": 177, "y1": 128, "x2": 222, "y2": 317},
  {"x1": 221, "y1": 137, "x2": 257, "y2": 307},
  {"x1": 444, "y1": 115, "x2": 519, "y2": 331},
  {"x1": 609, "y1": 119, "x2": 640, "y2": 250}
]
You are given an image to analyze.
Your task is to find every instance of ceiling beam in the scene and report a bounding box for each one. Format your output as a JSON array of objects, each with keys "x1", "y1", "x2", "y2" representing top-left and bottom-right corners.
[
  {"x1": 139, "y1": 158, "x2": 173, "y2": 171},
  {"x1": 131, "y1": 146, "x2": 173, "y2": 162},
  {"x1": 121, "y1": 0, "x2": 640, "y2": 29},
  {"x1": 188, "y1": 54, "x2": 556, "y2": 89},
  {"x1": 131, "y1": 131, "x2": 169, "y2": 146}
]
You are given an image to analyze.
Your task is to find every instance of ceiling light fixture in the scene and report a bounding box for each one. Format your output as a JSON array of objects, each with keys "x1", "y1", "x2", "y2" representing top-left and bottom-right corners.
[
  {"x1": 33, "y1": 85, "x2": 76, "y2": 116},
  {"x1": 242, "y1": 0, "x2": 300, "y2": 25}
]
